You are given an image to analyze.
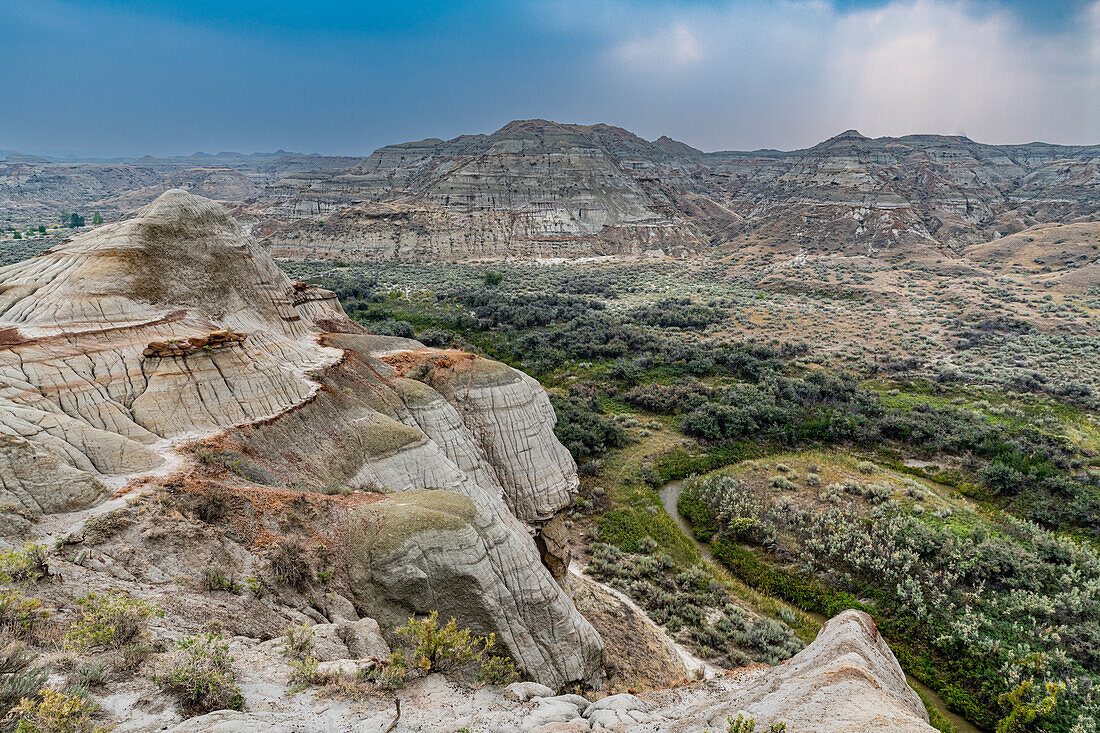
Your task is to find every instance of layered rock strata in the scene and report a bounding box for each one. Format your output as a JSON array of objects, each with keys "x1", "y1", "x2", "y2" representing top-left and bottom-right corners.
[{"x1": 0, "y1": 190, "x2": 602, "y2": 687}]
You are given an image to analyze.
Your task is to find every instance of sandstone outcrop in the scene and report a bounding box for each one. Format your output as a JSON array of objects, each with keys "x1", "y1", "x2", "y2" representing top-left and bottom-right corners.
[
  {"x1": 252, "y1": 122, "x2": 1099, "y2": 261},
  {"x1": 634, "y1": 610, "x2": 933, "y2": 732},
  {"x1": 154, "y1": 610, "x2": 931, "y2": 732},
  {"x1": 258, "y1": 120, "x2": 712, "y2": 262},
  {"x1": 0, "y1": 190, "x2": 602, "y2": 688}
]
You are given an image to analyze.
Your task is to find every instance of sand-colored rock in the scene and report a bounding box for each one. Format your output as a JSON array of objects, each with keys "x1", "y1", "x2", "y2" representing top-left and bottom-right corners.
[
  {"x1": 0, "y1": 190, "x2": 601, "y2": 689},
  {"x1": 632, "y1": 610, "x2": 934, "y2": 733},
  {"x1": 159, "y1": 609, "x2": 930, "y2": 733},
  {"x1": 0, "y1": 190, "x2": 349, "y2": 512},
  {"x1": 347, "y1": 489, "x2": 603, "y2": 689}
]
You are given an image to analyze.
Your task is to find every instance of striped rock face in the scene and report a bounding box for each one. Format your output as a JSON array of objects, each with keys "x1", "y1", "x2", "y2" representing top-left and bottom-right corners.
[{"x1": 0, "y1": 189, "x2": 602, "y2": 688}]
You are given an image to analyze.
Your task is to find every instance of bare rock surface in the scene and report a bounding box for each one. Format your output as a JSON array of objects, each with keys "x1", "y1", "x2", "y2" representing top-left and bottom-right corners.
[
  {"x1": 0, "y1": 190, "x2": 601, "y2": 688},
  {"x1": 5, "y1": 123, "x2": 1097, "y2": 261},
  {"x1": 631, "y1": 610, "x2": 934, "y2": 733},
  {"x1": 155, "y1": 610, "x2": 930, "y2": 733}
]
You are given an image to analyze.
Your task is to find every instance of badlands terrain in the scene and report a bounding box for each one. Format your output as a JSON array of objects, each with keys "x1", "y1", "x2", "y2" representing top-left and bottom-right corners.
[{"x1": 0, "y1": 120, "x2": 1097, "y2": 733}]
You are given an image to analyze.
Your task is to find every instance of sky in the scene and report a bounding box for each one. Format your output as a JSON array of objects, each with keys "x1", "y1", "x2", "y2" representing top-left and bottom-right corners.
[{"x1": 2, "y1": 0, "x2": 1098, "y2": 156}]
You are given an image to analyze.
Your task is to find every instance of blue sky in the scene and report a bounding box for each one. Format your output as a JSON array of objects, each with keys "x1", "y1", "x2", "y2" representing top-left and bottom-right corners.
[{"x1": 2, "y1": 0, "x2": 1097, "y2": 156}]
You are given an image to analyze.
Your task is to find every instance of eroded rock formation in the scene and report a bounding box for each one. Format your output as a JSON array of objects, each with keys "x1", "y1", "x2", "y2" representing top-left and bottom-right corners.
[
  {"x1": 157, "y1": 610, "x2": 933, "y2": 732},
  {"x1": 0, "y1": 189, "x2": 602, "y2": 688}
]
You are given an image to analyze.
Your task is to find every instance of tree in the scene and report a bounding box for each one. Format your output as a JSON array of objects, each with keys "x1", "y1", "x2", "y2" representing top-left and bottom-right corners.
[
  {"x1": 92, "y1": 212, "x2": 103, "y2": 226},
  {"x1": 484, "y1": 270, "x2": 503, "y2": 287},
  {"x1": 37, "y1": 225, "x2": 45, "y2": 234},
  {"x1": 12, "y1": 231, "x2": 21, "y2": 239},
  {"x1": 68, "y1": 213, "x2": 85, "y2": 228}
]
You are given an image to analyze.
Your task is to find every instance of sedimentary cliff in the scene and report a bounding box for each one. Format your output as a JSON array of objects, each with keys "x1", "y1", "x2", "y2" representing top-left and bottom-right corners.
[
  {"x1": 5, "y1": 123, "x2": 1095, "y2": 261},
  {"x1": 0, "y1": 189, "x2": 601, "y2": 688},
  {"x1": 257, "y1": 120, "x2": 713, "y2": 261}
]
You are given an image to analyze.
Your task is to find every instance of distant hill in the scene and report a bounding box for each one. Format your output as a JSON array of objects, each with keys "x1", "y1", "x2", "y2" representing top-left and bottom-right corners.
[{"x1": 2, "y1": 121, "x2": 1097, "y2": 260}]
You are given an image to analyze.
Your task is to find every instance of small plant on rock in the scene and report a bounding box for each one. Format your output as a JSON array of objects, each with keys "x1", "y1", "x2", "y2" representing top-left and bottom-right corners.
[
  {"x1": 0, "y1": 544, "x2": 48, "y2": 583},
  {"x1": 395, "y1": 612, "x2": 516, "y2": 684},
  {"x1": 0, "y1": 632, "x2": 48, "y2": 720},
  {"x1": 201, "y1": 567, "x2": 235, "y2": 593},
  {"x1": 361, "y1": 651, "x2": 409, "y2": 689},
  {"x1": 397, "y1": 612, "x2": 482, "y2": 672},
  {"x1": 0, "y1": 590, "x2": 47, "y2": 639},
  {"x1": 727, "y1": 713, "x2": 756, "y2": 733},
  {"x1": 281, "y1": 624, "x2": 314, "y2": 662}
]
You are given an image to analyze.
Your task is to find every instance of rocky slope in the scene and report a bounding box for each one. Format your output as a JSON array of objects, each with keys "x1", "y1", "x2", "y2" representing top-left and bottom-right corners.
[
  {"x1": 157, "y1": 610, "x2": 933, "y2": 732},
  {"x1": 0, "y1": 151, "x2": 355, "y2": 226},
  {"x1": 252, "y1": 124, "x2": 1100, "y2": 261},
  {"x1": 0, "y1": 189, "x2": 601, "y2": 688},
  {"x1": 257, "y1": 119, "x2": 714, "y2": 261},
  {"x1": 702, "y1": 130, "x2": 1100, "y2": 256}
]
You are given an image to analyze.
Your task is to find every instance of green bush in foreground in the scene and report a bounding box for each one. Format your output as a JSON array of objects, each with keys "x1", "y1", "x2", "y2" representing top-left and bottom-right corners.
[
  {"x1": 0, "y1": 544, "x2": 48, "y2": 583},
  {"x1": 64, "y1": 592, "x2": 162, "y2": 651},
  {"x1": 12, "y1": 688, "x2": 108, "y2": 733},
  {"x1": 155, "y1": 633, "x2": 244, "y2": 716},
  {"x1": 396, "y1": 612, "x2": 517, "y2": 684}
]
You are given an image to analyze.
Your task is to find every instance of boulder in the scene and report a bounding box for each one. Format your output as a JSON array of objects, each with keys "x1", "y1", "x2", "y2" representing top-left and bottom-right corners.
[
  {"x1": 636, "y1": 610, "x2": 935, "y2": 732},
  {"x1": 504, "y1": 681, "x2": 556, "y2": 701},
  {"x1": 347, "y1": 489, "x2": 604, "y2": 689}
]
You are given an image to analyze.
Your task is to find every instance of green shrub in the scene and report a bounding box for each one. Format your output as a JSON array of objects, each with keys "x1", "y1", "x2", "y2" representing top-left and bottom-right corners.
[
  {"x1": 0, "y1": 632, "x2": 47, "y2": 720},
  {"x1": 397, "y1": 612, "x2": 483, "y2": 672},
  {"x1": 769, "y1": 476, "x2": 796, "y2": 491},
  {"x1": 677, "y1": 484, "x2": 719, "y2": 542},
  {"x1": 475, "y1": 652, "x2": 518, "y2": 685},
  {"x1": 0, "y1": 544, "x2": 48, "y2": 583},
  {"x1": 12, "y1": 688, "x2": 107, "y2": 733},
  {"x1": 0, "y1": 590, "x2": 47, "y2": 639},
  {"x1": 727, "y1": 713, "x2": 755, "y2": 732},
  {"x1": 64, "y1": 592, "x2": 162, "y2": 651},
  {"x1": 155, "y1": 633, "x2": 244, "y2": 716},
  {"x1": 710, "y1": 538, "x2": 864, "y2": 619},
  {"x1": 995, "y1": 681, "x2": 1062, "y2": 733},
  {"x1": 361, "y1": 651, "x2": 408, "y2": 689},
  {"x1": 395, "y1": 612, "x2": 516, "y2": 683},
  {"x1": 287, "y1": 655, "x2": 322, "y2": 691},
  {"x1": 723, "y1": 714, "x2": 787, "y2": 733},
  {"x1": 201, "y1": 568, "x2": 235, "y2": 593},
  {"x1": 281, "y1": 624, "x2": 313, "y2": 662}
]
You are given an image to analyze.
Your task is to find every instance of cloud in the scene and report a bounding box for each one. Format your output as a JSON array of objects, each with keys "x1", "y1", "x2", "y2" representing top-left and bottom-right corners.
[
  {"x1": 556, "y1": 0, "x2": 1100, "y2": 149},
  {"x1": 612, "y1": 23, "x2": 704, "y2": 73}
]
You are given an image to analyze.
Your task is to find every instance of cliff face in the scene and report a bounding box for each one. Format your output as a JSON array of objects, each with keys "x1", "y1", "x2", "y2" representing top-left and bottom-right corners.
[
  {"x1": 0, "y1": 189, "x2": 602, "y2": 687},
  {"x1": 702, "y1": 131, "x2": 1100, "y2": 254},
  {"x1": 258, "y1": 120, "x2": 712, "y2": 261},
  {"x1": 255, "y1": 125, "x2": 1098, "y2": 260},
  {"x1": 5, "y1": 124, "x2": 1095, "y2": 261}
]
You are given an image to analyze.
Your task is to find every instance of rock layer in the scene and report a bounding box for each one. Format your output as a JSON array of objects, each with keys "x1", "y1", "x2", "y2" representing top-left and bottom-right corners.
[{"x1": 0, "y1": 190, "x2": 602, "y2": 688}]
